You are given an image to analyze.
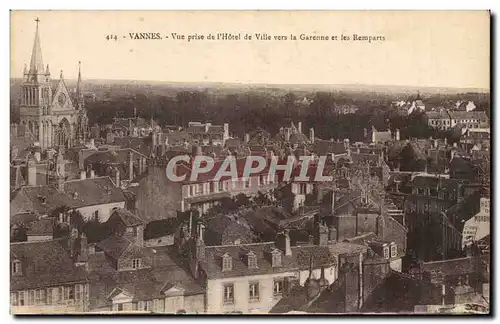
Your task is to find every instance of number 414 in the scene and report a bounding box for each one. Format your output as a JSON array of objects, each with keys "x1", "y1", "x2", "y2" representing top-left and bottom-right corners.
[{"x1": 106, "y1": 35, "x2": 118, "y2": 41}]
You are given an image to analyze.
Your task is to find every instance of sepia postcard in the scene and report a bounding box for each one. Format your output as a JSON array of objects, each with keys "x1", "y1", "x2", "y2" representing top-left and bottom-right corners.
[{"x1": 9, "y1": 10, "x2": 491, "y2": 315}]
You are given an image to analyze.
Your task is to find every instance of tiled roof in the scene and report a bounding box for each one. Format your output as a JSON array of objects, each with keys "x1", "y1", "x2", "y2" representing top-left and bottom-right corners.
[
  {"x1": 10, "y1": 239, "x2": 88, "y2": 291},
  {"x1": 200, "y1": 242, "x2": 298, "y2": 279}
]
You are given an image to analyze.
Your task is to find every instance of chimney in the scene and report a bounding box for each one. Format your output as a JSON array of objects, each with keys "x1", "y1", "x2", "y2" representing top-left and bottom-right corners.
[
  {"x1": 90, "y1": 169, "x2": 95, "y2": 178},
  {"x1": 128, "y1": 151, "x2": 134, "y2": 181},
  {"x1": 114, "y1": 168, "x2": 120, "y2": 187},
  {"x1": 285, "y1": 128, "x2": 291, "y2": 142},
  {"x1": 80, "y1": 170, "x2": 86, "y2": 180},
  {"x1": 309, "y1": 128, "x2": 315, "y2": 144},
  {"x1": 27, "y1": 157, "x2": 37, "y2": 186},
  {"x1": 298, "y1": 122, "x2": 302, "y2": 134},
  {"x1": 331, "y1": 190, "x2": 336, "y2": 215},
  {"x1": 276, "y1": 230, "x2": 292, "y2": 256},
  {"x1": 244, "y1": 133, "x2": 250, "y2": 143},
  {"x1": 396, "y1": 129, "x2": 400, "y2": 141}
]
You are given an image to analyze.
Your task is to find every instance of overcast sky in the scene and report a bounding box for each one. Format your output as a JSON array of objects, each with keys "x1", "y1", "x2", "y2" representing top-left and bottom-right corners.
[{"x1": 10, "y1": 10, "x2": 490, "y2": 89}]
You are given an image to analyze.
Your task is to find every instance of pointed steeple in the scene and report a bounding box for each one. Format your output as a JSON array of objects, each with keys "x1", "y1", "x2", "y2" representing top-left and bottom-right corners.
[
  {"x1": 29, "y1": 18, "x2": 44, "y2": 75},
  {"x1": 45, "y1": 64, "x2": 50, "y2": 76},
  {"x1": 76, "y1": 61, "x2": 84, "y2": 108},
  {"x1": 23, "y1": 63, "x2": 27, "y2": 75}
]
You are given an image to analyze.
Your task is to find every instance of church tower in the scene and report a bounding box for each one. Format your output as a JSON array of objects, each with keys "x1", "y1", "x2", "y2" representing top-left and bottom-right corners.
[
  {"x1": 19, "y1": 18, "x2": 53, "y2": 149},
  {"x1": 18, "y1": 18, "x2": 85, "y2": 151}
]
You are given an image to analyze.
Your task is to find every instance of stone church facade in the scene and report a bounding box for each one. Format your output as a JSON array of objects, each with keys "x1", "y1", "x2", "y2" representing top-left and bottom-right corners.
[{"x1": 18, "y1": 19, "x2": 88, "y2": 151}]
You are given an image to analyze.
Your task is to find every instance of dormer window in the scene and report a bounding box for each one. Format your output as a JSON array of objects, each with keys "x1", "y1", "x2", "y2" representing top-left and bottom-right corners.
[
  {"x1": 247, "y1": 251, "x2": 258, "y2": 269},
  {"x1": 11, "y1": 260, "x2": 21, "y2": 275},
  {"x1": 222, "y1": 253, "x2": 232, "y2": 271},
  {"x1": 390, "y1": 244, "x2": 397, "y2": 258},
  {"x1": 271, "y1": 249, "x2": 282, "y2": 267},
  {"x1": 383, "y1": 246, "x2": 390, "y2": 259}
]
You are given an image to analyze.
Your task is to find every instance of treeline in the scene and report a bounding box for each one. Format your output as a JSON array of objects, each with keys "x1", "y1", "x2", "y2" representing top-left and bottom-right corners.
[{"x1": 83, "y1": 90, "x2": 488, "y2": 142}]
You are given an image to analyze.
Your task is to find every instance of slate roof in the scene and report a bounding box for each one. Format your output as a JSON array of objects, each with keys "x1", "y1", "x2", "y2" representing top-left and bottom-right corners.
[
  {"x1": 110, "y1": 208, "x2": 145, "y2": 227},
  {"x1": 26, "y1": 218, "x2": 54, "y2": 236},
  {"x1": 313, "y1": 140, "x2": 347, "y2": 156},
  {"x1": 200, "y1": 242, "x2": 298, "y2": 279},
  {"x1": 175, "y1": 157, "x2": 272, "y2": 184},
  {"x1": 420, "y1": 257, "x2": 479, "y2": 278},
  {"x1": 10, "y1": 239, "x2": 88, "y2": 291},
  {"x1": 64, "y1": 177, "x2": 126, "y2": 208},
  {"x1": 97, "y1": 235, "x2": 145, "y2": 261},
  {"x1": 291, "y1": 245, "x2": 337, "y2": 270}
]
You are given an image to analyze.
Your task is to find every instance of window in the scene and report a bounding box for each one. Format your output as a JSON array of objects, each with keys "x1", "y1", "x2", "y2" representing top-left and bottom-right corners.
[
  {"x1": 117, "y1": 303, "x2": 124, "y2": 311},
  {"x1": 218, "y1": 181, "x2": 224, "y2": 192},
  {"x1": 11, "y1": 260, "x2": 21, "y2": 275},
  {"x1": 75, "y1": 284, "x2": 81, "y2": 302},
  {"x1": 189, "y1": 185, "x2": 194, "y2": 197},
  {"x1": 223, "y1": 284, "x2": 234, "y2": 304},
  {"x1": 67, "y1": 286, "x2": 74, "y2": 300},
  {"x1": 390, "y1": 244, "x2": 397, "y2": 258},
  {"x1": 272, "y1": 252, "x2": 282, "y2": 267},
  {"x1": 196, "y1": 183, "x2": 203, "y2": 195},
  {"x1": 132, "y1": 259, "x2": 141, "y2": 269},
  {"x1": 273, "y1": 280, "x2": 284, "y2": 296},
  {"x1": 222, "y1": 254, "x2": 232, "y2": 271},
  {"x1": 11, "y1": 293, "x2": 18, "y2": 306},
  {"x1": 28, "y1": 290, "x2": 34, "y2": 305},
  {"x1": 58, "y1": 287, "x2": 63, "y2": 303},
  {"x1": 138, "y1": 300, "x2": 151, "y2": 311},
  {"x1": 383, "y1": 247, "x2": 389, "y2": 259},
  {"x1": 47, "y1": 288, "x2": 52, "y2": 305},
  {"x1": 299, "y1": 183, "x2": 307, "y2": 195},
  {"x1": 247, "y1": 253, "x2": 258, "y2": 269},
  {"x1": 19, "y1": 292, "x2": 25, "y2": 306},
  {"x1": 210, "y1": 182, "x2": 216, "y2": 193},
  {"x1": 93, "y1": 210, "x2": 99, "y2": 221},
  {"x1": 249, "y1": 282, "x2": 260, "y2": 301},
  {"x1": 244, "y1": 178, "x2": 251, "y2": 189}
]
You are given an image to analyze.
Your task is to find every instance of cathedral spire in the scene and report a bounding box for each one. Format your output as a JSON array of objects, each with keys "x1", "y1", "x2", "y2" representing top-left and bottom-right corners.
[
  {"x1": 76, "y1": 61, "x2": 84, "y2": 109},
  {"x1": 29, "y1": 18, "x2": 44, "y2": 75}
]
